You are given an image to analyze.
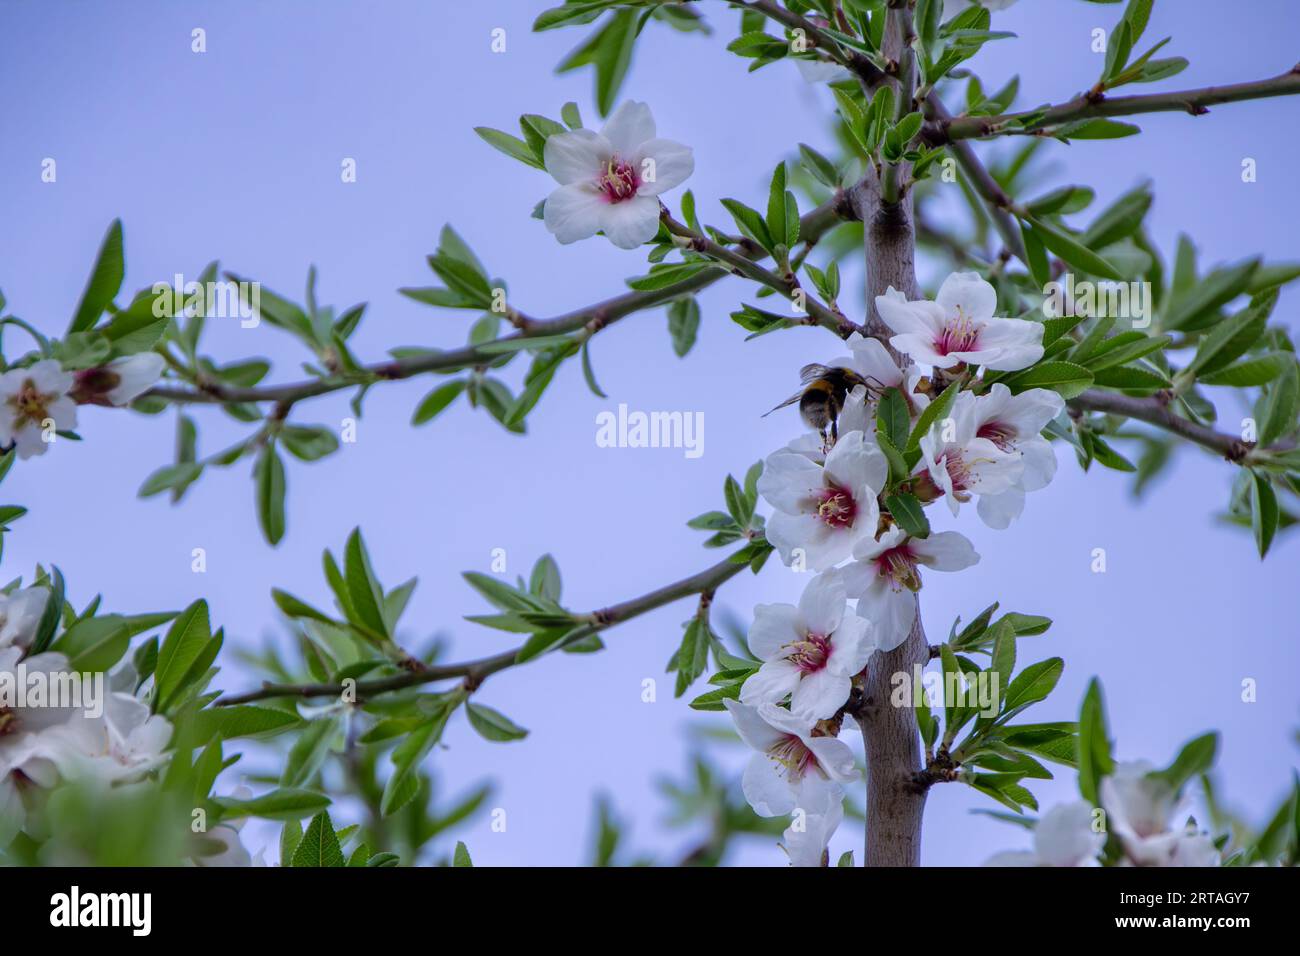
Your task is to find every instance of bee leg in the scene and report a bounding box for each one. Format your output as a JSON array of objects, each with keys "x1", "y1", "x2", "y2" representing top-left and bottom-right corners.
[{"x1": 830, "y1": 419, "x2": 839, "y2": 445}]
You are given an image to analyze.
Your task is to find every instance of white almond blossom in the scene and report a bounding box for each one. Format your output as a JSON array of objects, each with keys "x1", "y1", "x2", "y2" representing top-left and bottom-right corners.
[
  {"x1": 0, "y1": 586, "x2": 50, "y2": 651},
  {"x1": 543, "y1": 100, "x2": 694, "y2": 250},
  {"x1": 758, "y1": 430, "x2": 887, "y2": 572},
  {"x1": 984, "y1": 800, "x2": 1104, "y2": 867},
  {"x1": 0, "y1": 648, "x2": 81, "y2": 844},
  {"x1": 917, "y1": 392, "x2": 1025, "y2": 519},
  {"x1": 846, "y1": 329, "x2": 931, "y2": 415},
  {"x1": 1101, "y1": 761, "x2": 1220, "y2": 866},
  {"x1": 0, "y1": 360, "x2": 77, "y2": 459},
  {"x1": 40, "y1": 691, "x2": 172, "y2": 784},
  {"x1": 875, "y1": 272, "x2": 1044, "y2": 371},
  {"x1": 782, "y1": 384, "x2": 875, "y2": 463},
  {"x1": 743, "y1": 573, "x2": 876, "y2": 720},
  {"x1": 783, "y1": 779, "x2": 845, "y2": 867},
  {"x1": 87, "y1": 353, "x2": 167, "y2": 406},
  {"x1": 193, "y1": 787, "x2": 267, "y2": 867},
  {"x1": 723, "y1": 699, "x2": 857, "y2": 817},
  {"x1": 964, "y1": 384, "x2": 1065, "y2": 529},
  {"x1": 836, "y1": 528, "x2": 980, "y2": 650}
]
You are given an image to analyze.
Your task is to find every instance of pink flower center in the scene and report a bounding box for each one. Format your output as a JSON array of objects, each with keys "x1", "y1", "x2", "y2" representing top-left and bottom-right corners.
[
  {"x1": 784, "y1": 633, "x2": 832, "y2": 674},
  {"x1": 874, "y1": 544, "x2": 922, "y2": 592},
  {"x1": 977, "y1": 420, "x2": 1016, "y2": 451},
  {"x1": 768, "y1": 734, "x2": 816, "y2": 780},
  {"x1": 815, "y1": 485, "x2": 857, "y2": 529},
  {"x1": 599, "y1": 157, "x2": 639, "y2": 203},
  {"x1": 942, "y1": 452, "x2": 974, "y2": 498},
  {"x1": 935, "y1": 310, "x2": 981, "y2": 356}
]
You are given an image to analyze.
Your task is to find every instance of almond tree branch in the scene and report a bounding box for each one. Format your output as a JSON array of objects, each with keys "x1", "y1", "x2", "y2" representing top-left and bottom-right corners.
[
  {"x1": 1068, "y1": 389, "x2": 1294, "y2": 463},
  {"x1": 216, "y1": 550, "x2": 750, "y2": 706},
  {"x1": 734, "y1": 0, "x2": 887, "y2": 84},
  {"x1": 922, "y1": 92, "x2": 1027, "y2": 262},
  {"x1": 926, "y1": 66, "x2": 1300, "y2": 143},
  {"x1": 145, "y1": 195, "x2": 854, "y2": 407},
  {"x1": 660, "y1": 211, "x2": 860, "y2": 336}
]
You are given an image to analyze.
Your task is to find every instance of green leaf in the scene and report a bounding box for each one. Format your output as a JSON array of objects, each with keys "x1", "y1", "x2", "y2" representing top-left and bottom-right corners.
[
  {"x1": 886, "y1": 493, "x2": 930, "y2": 539},
  {"x1": 720, "y1": 198, "x2": 773, "y2": 251},
  {"x1": 292, "y1": 810, "x2": 345, "y2": 867},
  {"x1": 1249, "y1": 471, "x2": 1279, "y2": 558},
  {"x1": 1025, "y1": 217, "x2": 1123, "y2": 280},
  {"x1": 412, "y1": 379, "x2": 466, "y2": 425},
  {"x1": 724, "y1": 474, "x2": 753, "y2": 529},
  {"x1": 1153, "y1": 732, "x2": 1218, "y2": 792},
  {"x1": 139, "y1": 462, "x2": 204, "y2": 498},
  {"x1": 344, "y1": 528, "x2": 389, "y2": 638},
  {"x1": 766, "y1": 163, "x2": 788, "y2": 250},
  {"x1": 580, "y1": 341, "x2": 607, "y2": 398},
  {"x1": 1198, "y1": 352, "x2": 1292, "y2": 388},
  {"x1": 1185, "y1": 289, "x2": 1276, "y2": 378},
  {"x1": 453, "y1": 841, "x2": 473, "y2": 867},
  {"x1": 1082, "y1": 183, "x2": 1152, "y2": 248},
  {"x1": 193, "y1": 705, "x2": 301, "y2": 744},
  {"x1": 593, "y1": 11, "x2": 638, "y2": 117},
  {"x1": 279, "y1": 425, "x2": 339, "y2": 462},
  {"x1": 474, "y1": 127, "x2": 544, "y2": 169},
  {"x1": 29, "y1": 567, "x2": 64, "y2": 656},
  {"x1": 255, "y1": 446, "x2": 287, "y2": 546},
  {"x1": 798, "y1": 143, "x2": 840, "y2": 188},
  {"x1": 1077, "y1": 677, "x2": 1114, "y2": 806},
  {"x1": 1001, "y1": 657, "x2": 1064, "y2": 716},
  {"x1": 905, "y1": 381, "x2": 960, "y2": 459},
  {"x1": 1162, "y1": 258, "x2": 1259, "y2": 332},
  {"x1": 215, "y1": 788, "x2": 330, "y2": 822},
  {"x1": 667, "y1": 298, "x2": 700, "y2": 358},
  {"x1": 1003, "y1": 361, "x2": 1095, "y2": 400},
  {"x1": 466, "y1": 702, "x2": 529, "y2": 742},
  {"x1": 153, "y1": 600, "x2": 212, "y2": 711},
  {"x1": 69, "y1": 219, "x2": 125, "y2": 333},
  {"x1": 876, "y1": 387, "x2": 909, "y2": 451},
  {"x1": 1258, "y1": 360, "x2": 1299, "y2": 447},
  {"x1": 281, "y1": 716, "x2": 339, "y2": 788}
]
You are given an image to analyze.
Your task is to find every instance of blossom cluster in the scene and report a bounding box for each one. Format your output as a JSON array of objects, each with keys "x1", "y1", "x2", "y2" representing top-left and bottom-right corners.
[
  {"x1": 0, "y1": 353, "x2": 163, "y2": 460},
  {"x1": 729, "y1": 272, "x2": 1066, "y2": 865},
  {"x1": 985, "y1": 764, "x2": 1221, "y2": 868},
  {"x1": 0, "y1": 586, "x2": 172, "y2": 849}
]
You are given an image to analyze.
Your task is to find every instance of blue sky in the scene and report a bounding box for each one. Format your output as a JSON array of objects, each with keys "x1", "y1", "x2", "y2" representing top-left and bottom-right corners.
[{"x1": 1, "y1": 0, "x2": 1297, "y2": 865}]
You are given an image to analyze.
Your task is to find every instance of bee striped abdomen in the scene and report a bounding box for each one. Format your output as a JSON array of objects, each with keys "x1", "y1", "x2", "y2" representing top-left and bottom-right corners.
[{"x1": 799, "y1": 379, "x2": 837, "y2": 432}]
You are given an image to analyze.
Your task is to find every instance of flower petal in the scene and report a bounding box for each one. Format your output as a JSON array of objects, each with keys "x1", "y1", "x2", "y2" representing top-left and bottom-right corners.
[
  {"x1": 742, "y1": 752, "x2": 796, "y2": 817},
  {"x1": 600, "y1": 100, "x2": 656, "y2": 154},
  {"x1": 790, "y1": 667, "x2": 851, "y2": 721},
  {"x1": 543, "y1": 183, "x2": 606, "y2": 244},
  {"x1": 748, "y1": 603, "x2": 802, "y2": 660},
  {"x1": 797, "y1": 573, "x2": 846, "y2": 637},
  {"x1": 633, "y1": 139, "x2": 693, "y2": 196},
  {"x1": 742, "y1": 659, "x2": 803, "y2": 707},
  {"x1": 543, "y1": 129, "x2": 611, "y2": 185},
  {"x1": 599, "y1": 195, "x2": 662, "y2": 249},
  {"x1": 910, "y1": 531, "x2": 980, "y2": 572},
  {"x1": 936, "y1": 271, "x2": 998, "y2": 322}
]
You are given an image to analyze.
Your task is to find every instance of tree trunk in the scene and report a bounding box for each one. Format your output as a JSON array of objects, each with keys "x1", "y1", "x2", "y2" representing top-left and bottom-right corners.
[
  {"x1": 857, "y1": 602, "x2": 929, "y2": 866},
  {"x1": 850, "y1": 132, "x2": 927, "y2": 866}
]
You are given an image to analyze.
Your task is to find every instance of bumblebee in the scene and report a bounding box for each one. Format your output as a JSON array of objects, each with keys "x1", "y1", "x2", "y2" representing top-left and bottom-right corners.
[{"x1": 763, "y1": 363, "x2": 872, "y2": 444}]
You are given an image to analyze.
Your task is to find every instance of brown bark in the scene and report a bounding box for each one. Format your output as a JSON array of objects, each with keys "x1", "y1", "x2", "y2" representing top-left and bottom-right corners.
[{"x1": 856, "y1": 602, "x2": 929, "y2": 867}]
